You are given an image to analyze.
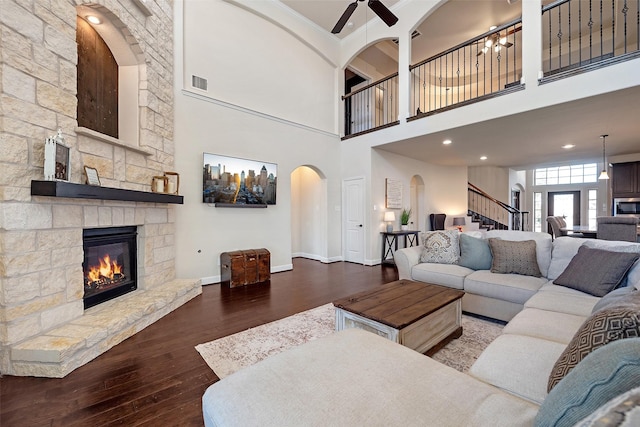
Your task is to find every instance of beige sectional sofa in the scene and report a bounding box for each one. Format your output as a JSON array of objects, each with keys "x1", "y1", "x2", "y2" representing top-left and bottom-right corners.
[
  {"x1": 395, "y1": 230, "x2": 554, "y2": 322},
  {"x1": 202, "y1": 232, "x2": 640, "y2": 426}
]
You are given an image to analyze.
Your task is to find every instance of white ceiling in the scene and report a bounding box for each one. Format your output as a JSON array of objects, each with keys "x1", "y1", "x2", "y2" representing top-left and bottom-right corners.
[
  {"x1": 279, "y1": 0, "x2": 640, "y2": 169},
  {"x1": 377, "y1": 86, "x2": 640, "y2": 169}
]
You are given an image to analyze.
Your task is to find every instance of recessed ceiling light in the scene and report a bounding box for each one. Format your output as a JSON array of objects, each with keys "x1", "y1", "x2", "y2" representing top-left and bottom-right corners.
[
  {"x1": 480, "y1": 156, "x2": 487, "y2": 160},
  {"x1": 86, "y1": 15, "x2": 101, "y2": 25},
  {"x1": 442, "y1": 139, "x2": 452, "y2": 145},
  {"x1": 562, "y1": 144, "x2": 575, "y2": 149}
]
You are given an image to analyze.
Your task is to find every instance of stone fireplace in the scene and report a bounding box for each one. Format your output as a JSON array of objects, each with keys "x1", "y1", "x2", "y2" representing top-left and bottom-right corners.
[{"x1": 0, "y1": 0, "x2": 201, "y2": 377}]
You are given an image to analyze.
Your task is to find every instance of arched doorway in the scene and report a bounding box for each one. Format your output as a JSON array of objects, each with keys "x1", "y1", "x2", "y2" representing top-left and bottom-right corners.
[{"x1": 291, "y1": 165, "x2": 328, "y2": 262}]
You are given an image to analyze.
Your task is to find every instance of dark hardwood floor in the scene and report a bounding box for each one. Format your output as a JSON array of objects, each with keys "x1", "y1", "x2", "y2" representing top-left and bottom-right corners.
[{"x1": 0, "y1": 259, "x2": 398, "y2": 426}]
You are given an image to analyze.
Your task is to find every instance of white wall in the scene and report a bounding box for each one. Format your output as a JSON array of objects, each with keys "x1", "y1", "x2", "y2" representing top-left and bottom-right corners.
[
  {"x1": 174, "y1": 0, "x2": 341, "y2": 283},
  {"x1": 468, "y1": 166, "x2": 511, "y2": 204},
  {"x1": 182, "y1": 0, "x2": 337, "y2": 133},
  {"x1": 174, "y1": 94, "x2": 342, "y2": 282}
]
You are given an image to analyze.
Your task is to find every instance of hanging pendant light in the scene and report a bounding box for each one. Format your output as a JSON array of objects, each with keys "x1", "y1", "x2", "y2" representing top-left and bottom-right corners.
[{"x1": 598, "y1": 134, "x2": 610, "y2": 180}]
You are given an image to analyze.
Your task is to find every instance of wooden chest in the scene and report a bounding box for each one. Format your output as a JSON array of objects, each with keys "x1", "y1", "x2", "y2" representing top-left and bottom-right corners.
[{"x1": 220, "y1": 248, "x2": 270, "y2": 287}]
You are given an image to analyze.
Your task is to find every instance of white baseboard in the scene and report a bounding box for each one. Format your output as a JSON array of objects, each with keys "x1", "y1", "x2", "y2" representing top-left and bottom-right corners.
[
  {"x1": 272, "y1": 263, "x2": 293, "y2": 273},
  {"x1": 201, "y1": 275, "x2": 220, "y2": 285},
  {"x1": 292, "y1": 253, "x2": 344, "y2": 263}
]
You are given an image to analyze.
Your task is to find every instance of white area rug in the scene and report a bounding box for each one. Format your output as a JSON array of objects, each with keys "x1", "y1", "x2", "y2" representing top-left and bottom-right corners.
[{"x1": 196, "y1": 303, "x2": 503, "y2": 379}]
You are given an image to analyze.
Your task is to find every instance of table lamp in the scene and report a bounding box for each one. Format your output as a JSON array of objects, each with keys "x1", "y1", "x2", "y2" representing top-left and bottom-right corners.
[
  {"x1": 453, "y1": 217, "x2": 465, "y2": 232},
  {"x1": 384, "y1": 212, "x2": 395, "y2": 232}
]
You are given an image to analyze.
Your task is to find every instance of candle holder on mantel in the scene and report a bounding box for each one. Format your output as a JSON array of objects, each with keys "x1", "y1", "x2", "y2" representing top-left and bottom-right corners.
[
  {"x1": 164, "y1": 172, "x2": 180, "y2": 195},
  {"x1": 152, "y1": 175, "x2": 168, "y2": 193}
]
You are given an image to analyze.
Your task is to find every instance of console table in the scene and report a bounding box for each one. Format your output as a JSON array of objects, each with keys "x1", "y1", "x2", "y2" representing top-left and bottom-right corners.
[{"x1": 381, "y1": 230, "x2": 420, "y2": 265}]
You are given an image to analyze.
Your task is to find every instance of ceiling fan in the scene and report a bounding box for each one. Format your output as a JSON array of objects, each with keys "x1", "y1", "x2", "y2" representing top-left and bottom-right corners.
[
  {"x1": 476, "y1": 26, "x2": 521, "y2": 56},
  {"x1": 331, "y1": 0, "x2": 399, "y2": 34}
]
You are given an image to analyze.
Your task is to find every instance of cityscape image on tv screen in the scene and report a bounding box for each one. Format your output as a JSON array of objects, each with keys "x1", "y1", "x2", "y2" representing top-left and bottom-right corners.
[{"x1": 203, "y1": 153, "x2": 277, "y2": 206}]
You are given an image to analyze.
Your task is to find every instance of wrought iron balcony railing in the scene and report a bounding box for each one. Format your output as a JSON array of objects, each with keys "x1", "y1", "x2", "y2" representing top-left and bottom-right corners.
[
  {"x1": 342, "y1": 73, "x2": 399, "y2": 139},
  {"x1": 542, "y1": 0, "x2": 640, "y2": 79},
  {"x1": 409, "y1": 19, "x2": 523, "y2": 120}
]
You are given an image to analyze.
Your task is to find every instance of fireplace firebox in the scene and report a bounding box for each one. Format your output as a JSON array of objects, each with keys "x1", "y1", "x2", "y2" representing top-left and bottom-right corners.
[{"x1": 83, "y1": 226, "x2": 137, "y2": 309}]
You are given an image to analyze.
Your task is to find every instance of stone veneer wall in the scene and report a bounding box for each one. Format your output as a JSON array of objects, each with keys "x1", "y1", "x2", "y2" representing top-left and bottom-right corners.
[{"x1": 0, "y1": 0, "x2": 201, "y2": 377}]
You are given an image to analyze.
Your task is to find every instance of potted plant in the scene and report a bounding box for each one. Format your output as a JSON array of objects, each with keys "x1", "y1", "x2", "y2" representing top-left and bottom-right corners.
[{"x1": 400, "y1": 208, "x2": 412, "y2": 230}]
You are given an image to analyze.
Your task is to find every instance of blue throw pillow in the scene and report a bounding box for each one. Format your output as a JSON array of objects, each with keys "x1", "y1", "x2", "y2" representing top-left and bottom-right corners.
[
  {"x1": 458, "y1": 234, "x2": 492, "y2": 270},
  {"x1": 591, "y1": 286, "x2": 637, "y2": 314},
  {"x1": 534, "y1": 338, "x2": 640, "y2": 427}
]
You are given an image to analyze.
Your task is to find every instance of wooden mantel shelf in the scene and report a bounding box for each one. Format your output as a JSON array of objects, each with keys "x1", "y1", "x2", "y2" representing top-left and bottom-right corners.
[{"x1": 31, "y1": 181, "x2": 184, "y2": 204}]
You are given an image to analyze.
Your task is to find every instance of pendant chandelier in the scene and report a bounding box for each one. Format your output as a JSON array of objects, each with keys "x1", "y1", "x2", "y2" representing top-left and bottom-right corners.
[{"x1": 598, "y1": 134, "x2": 609, "y2": 180}]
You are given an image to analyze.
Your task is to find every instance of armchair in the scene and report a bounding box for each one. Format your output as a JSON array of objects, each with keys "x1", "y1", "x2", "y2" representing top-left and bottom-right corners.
[
  {"x1": 546, "y1": 216, "x2": 583, "y2": 239},
  {"x1": 429, "y1": 213, "x2": 446, "y2": 231}
]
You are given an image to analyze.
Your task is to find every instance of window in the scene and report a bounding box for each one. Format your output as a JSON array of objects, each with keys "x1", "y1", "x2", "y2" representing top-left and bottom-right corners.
[
  {"x1": 533, "y1": 192, "x2": 542, "y2": 232},
  {"x1": 534, "y1": 164, "x2": 597, "y2": 186},
  {"x1": 588, "y1": 189, "x2": 597, "y2": 229}
]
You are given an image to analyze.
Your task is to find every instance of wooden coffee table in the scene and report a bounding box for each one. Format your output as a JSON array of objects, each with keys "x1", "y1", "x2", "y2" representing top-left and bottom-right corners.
[{"x1": 333, "y1": 280, "x2": 464, "y2": 354}]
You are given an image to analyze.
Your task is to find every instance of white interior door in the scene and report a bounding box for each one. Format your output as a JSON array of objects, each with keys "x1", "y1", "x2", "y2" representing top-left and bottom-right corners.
[{"x1": 343, "y1": 177, "x2": 365, "y2": 264}]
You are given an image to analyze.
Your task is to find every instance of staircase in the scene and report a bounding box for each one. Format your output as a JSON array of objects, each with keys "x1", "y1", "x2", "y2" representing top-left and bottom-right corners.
[
  {"x1": 469, "y1": 212, "x2": 501, "y2": 231},
  {"x1": 467, "y1": 183, "x2": 529, "y2": 231}
]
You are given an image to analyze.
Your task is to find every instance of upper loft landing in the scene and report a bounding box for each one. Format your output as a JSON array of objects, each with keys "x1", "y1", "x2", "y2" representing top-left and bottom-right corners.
[{"x1": 341, "y1": 0, "x2": 640, "y2": 145}]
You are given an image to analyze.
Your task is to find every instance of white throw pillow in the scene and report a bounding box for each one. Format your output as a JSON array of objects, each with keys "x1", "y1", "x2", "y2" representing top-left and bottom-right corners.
[{"x1": 548, "y1": 237, "x2": 586, "y2": 280}]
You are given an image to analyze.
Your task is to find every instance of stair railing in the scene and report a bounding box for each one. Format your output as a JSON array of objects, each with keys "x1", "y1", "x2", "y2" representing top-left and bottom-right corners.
[{"x1": 468, "y1": 183, "x2": 530, "y2": 231}]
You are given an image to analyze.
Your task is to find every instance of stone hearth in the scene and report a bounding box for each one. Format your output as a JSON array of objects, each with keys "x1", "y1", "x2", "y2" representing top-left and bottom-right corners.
[{"x1": 11, "y1": 278, "x2": 200, "y2": 377}]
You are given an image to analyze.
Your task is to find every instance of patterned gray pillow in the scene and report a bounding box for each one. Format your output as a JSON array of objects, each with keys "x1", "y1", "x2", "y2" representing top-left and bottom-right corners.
[
  {"x1": 488, "y1": 238, "x2": 542, "y2": 277},
  {"x1": 420, "y1": 230, "x2": 460, "y2": 264}
]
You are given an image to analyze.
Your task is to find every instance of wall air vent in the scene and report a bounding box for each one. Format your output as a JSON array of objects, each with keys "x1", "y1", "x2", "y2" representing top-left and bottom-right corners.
[
  {"x1": 392, "y1": 30, "x2": 421, "y2": 45},
  {"x1": 192, "y1": 75, "x2": 208, "y2": 91}
]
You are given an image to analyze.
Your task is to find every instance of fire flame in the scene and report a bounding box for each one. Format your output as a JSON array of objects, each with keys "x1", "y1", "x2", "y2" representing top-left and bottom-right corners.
[{"x1": 87, "y1": 254, "x2": 123, "y2": 283}]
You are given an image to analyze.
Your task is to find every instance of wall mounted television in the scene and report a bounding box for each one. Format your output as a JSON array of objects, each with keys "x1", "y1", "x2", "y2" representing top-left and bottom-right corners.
[{"x1": 203, "y1": 152, "x2": 277, "y2": 207}]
